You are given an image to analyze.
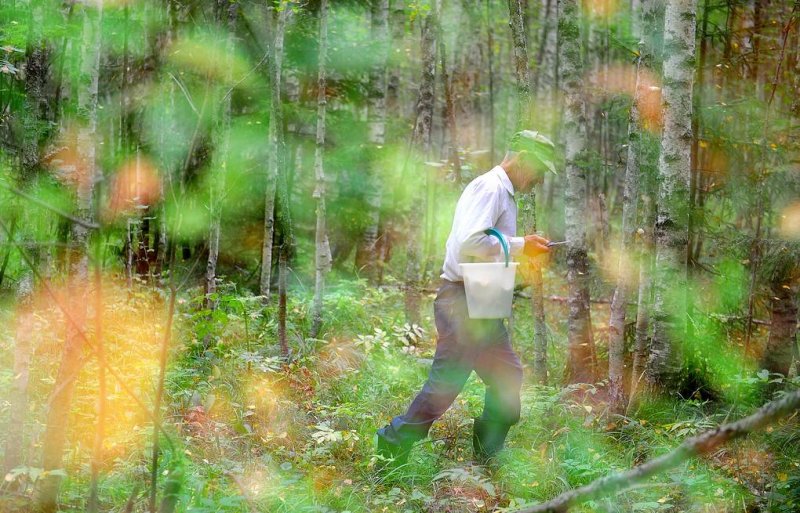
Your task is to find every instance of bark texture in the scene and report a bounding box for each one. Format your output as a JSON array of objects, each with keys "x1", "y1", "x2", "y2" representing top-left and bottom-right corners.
[
  {"x1": 507, "y1": 0, "x2": 548, "y2": 385},
  {"x1": 645, "y1": 0, "x2": 697, "y2": 391},
  {"x1": 761, "y1": 281, "x2": 798, "y2": 378},
  {"x1": 558, "y1": 0, "x2": 595, "y2": 384},
  {"x1": 404, "y1": 2, "x2": 437, "y2": 324},
  {"x1": 311, "y1": 0, "x2": 331, "y2": 339},
  {"x1": 206, "y1": 0, "x2": 238, "y2": 310},
  {"x1": 355, "y1": 0, "x2": 389, "y2": 281},
  {"x1": 607, "y1": 0, "x2": 660, "y2": 411},
  {"x1": 260, "y1": 2, "x2": 291, "y2": 301}
]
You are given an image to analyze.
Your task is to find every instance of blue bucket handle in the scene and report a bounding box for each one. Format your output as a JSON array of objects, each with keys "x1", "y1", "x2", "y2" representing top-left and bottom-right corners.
[{"x1": 484, "y1": 228, "x2": 510, "y2": 268}]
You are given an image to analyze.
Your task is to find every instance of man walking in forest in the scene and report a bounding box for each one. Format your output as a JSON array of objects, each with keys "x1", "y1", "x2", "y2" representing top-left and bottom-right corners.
[{"x1": 376, "y1": 130, "x2": 556, "y2": 469}]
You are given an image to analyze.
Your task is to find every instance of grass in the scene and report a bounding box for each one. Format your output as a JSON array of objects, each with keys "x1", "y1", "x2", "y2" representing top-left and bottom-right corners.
[{"x1": 1, "y1": 275, "x2": 798, "y2": 512}]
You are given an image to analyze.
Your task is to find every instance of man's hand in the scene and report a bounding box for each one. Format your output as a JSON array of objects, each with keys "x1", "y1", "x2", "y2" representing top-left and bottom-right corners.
[{"x1": 523, "y1": 234, "x2": 550, "y2": 258}]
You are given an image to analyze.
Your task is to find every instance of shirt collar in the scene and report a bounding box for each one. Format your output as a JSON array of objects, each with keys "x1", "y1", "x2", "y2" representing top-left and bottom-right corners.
[{"x1": 491, "y1": 166, "x2": 515, "y2": 197}]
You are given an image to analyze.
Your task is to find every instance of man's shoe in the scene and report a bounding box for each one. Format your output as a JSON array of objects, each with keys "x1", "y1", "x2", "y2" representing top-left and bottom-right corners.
[
  {"x1": 472, "y1": 418, "x2": 512, "y2": 465},
  {"x1": 375, "y1": 430, "x2": 412, "y2": 471}
]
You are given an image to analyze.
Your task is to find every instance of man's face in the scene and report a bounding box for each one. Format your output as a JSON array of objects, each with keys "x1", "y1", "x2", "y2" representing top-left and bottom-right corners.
[{"x1": 517, "y1": 154, "x2": 545, "y2": 191}]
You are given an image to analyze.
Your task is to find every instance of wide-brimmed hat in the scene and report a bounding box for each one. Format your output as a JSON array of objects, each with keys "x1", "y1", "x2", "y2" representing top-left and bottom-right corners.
[{"x1": 509, "y1": 130, "x2": 557, "y2": 175}]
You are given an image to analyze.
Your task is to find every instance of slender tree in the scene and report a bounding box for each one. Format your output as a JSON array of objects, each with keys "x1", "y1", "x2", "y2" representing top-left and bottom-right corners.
[
  {"x1": 507, "y1": 0, "x2": 548, "y2": 384},
  {"x1": 260, "y1": 1, "x2": 291, "y2": 301},
  {"x1": 206, "y1": 0, "x2": 238, "y2": 310},
  {"x1": 645, "y1": 0, "x2": 697, "y2": 391},
  {"x1": 759, "y1": 242, "x2": 800, "y2": 379},
  {"x1": 405, "y1": 0, "x2": 438, "y2": 324},
  {"x1": 355, "y1": 0, "x2": 389, "y2": 281},
  {"x1": 534, "y1": 0, "x2": 557, "y2": 98},
  {"x1": 311, "y1": 0, "x2": 331, "y2": 339},
  {"x1": 630, "y1": 197, "x2": 655, "y2": 404},
  {"x1": 607, "y1": 0, "x2": 660, "y2": 411},
  {"x1": 438, "y1": 11, "x2": 461, "y2": 181},
  {"x1": 21, "y1": 3, "x2": 48, "y2": 176},
  {"x1": 558, "y1": 0, "x2": 596, "y2": 384},
  {"x1": 36, "y1": 2, "x2": 104, "y2": 511}
]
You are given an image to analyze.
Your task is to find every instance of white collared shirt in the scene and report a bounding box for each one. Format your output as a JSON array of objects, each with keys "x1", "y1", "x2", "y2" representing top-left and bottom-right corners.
[{"x1": 440, "y1": 166, "x2": 525, "y2": 281}]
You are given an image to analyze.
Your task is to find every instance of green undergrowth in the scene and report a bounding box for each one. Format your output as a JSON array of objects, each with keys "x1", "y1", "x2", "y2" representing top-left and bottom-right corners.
[
  {"x1": 152, "y1": 280, "x2": 800, "y2": 512},
  {"x1": 2, "y1": 278, "x2": 798, "y2": 513}
]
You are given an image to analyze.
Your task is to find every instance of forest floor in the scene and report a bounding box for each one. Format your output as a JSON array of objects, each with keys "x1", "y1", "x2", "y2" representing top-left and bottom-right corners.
[{"x1": 1, "y1": 270, "x2": 799, "y2": 513}]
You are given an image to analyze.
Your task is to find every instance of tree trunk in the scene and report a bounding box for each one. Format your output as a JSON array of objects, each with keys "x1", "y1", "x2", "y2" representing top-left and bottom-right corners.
[
  {"x1": 36, "y1": 2, "x2": 103, "y2": 511},
  {"x1": 404, "y1": 1, "x2": 438, "y2": 324},
  {"x1": 645, "y1": 0, "x2": 696, "y2": 391},
  {"x1": 534, "y1": 0, "x2": 558, "y2": 96},
  {"x1": 507, "y1": 0, "x2": 532, "y2": 123},
  {"x1": 311, "y1": 0, "x2": 331, "y2": 340},
  {"x1": 486, "y1": 0, "x2": 496, "y2": 160},
  {"x1": 761, "y1": 282, "x2": 798, "y2": 378},
  {"x1": 354, "y1": 0, "x2": 389, "y2": 282},
  {"x1": 206, "y1": 0, "x2": 238, "y2": 310},
  {"x1": 507, "y1": 0, "x2": 548, "y2": 385},
  {"x1": 278, "y1": 249, "x2": 289, "y2": 357},
  {"x1": 438, "y1": 23, "x2": 461, "y2": 181},
  {"x1": 21, "y1": 3, "x2": 48, "y2": 178},
  {"x1": 260, "y1": 2, "x2": 290, "y2": 301},
  {"x1": 630, "y1": 197, "x2": 655, "y2": 405},
  {"x1": 608, "y1": 0, "x2": 660, "y2": 412},
  {"x1": 558, "y1": 0, "x2": 596, "y2": 384}
]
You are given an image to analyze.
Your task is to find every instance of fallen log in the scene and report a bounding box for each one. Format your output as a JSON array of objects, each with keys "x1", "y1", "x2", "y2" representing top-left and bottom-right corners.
[{"x1": 516, "y1": 390, "x2": 800, "y2": 513}]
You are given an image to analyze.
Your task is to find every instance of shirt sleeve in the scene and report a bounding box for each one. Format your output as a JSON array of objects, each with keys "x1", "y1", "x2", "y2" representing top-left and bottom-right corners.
[{"x1": 458, "y1": 183, "x2": 523, "y2": 260}]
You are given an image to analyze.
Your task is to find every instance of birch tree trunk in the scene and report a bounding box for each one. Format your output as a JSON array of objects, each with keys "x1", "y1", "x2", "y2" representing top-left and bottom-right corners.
[
  {"x1": 206, "y1": 0, "x2": 238, "y2": 310},
  {"x1": 607, "y1": 0, "x2": 660, "y2": 412},
  {"x1": 486, "y1": 0, "x2": 496, "y2": 160},
  {"x1": 507, "y1": 0, "x2": 548, "y2": 385},
  {"x1": 630, "y1": 197, "x2": 655, "y2": 404},
  {"x1": 438, "y1": 19, "x2": 461, "y2": 181},
  {"x1": 404, "y1": 1, "x2": 437, "y2": 324},
  {"x1": 355, "y1": 0, "x2": 389, "y2": 281},
  {"x1": 558, "y1": 0, "x2": 596, "y2": 384},
  {"x1": 508, "y1": 0, "x2": 532, "y2": 122},
  {"x1": 36, "y1": 2, "x2": 103, "y2": 511},
  {"x1": 260, "y1": 2, "x2": 291, "y2": 301},
  {"x1": 311, "y1": 0, "x2": 331, "y2": 339},
  {"x1": 534, "y1": 0, "x2": 558, "y2": 100},
  {"x1": 645, "y1": 0, "x2": 696, "y2": 391}
]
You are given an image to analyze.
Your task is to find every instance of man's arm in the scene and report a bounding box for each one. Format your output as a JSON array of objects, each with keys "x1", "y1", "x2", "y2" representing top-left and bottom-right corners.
[{"x1": 460, "y1": 231, "x2": 525, "y2": 260}]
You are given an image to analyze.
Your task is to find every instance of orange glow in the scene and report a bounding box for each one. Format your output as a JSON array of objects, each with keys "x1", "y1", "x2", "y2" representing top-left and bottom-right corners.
[
  {"x1": 583, "y1": 0, "x2": 621, "y2": 19},
  {"x1": 13, "y1": 276, "x2": 169, "y2": 469},
  {"x1": 106, "y1": 156, "x2": 162, "y2": 219},
  {"x1": 589, "y1": 64, "x2": 662, "y2": 132},
  {"x1": 242, "y1": 373, "x2": 306, "y2": 448},
  {"x1": 779, "y1": 202, "x2": 800, "y2": 240},
  {"x1": 45, "y1": 124, "x2": 96, "y2": 199},
  {"x1": 598, "y1": 244, "x2": 639, "y2": 287}
]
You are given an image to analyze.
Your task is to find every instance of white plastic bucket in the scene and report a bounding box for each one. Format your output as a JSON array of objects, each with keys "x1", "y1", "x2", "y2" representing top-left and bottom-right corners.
[
  {"x1": 459, "y1": 227, "x2": 517, "y2": 319},
  {"x1": 460, "y1": 262, "x2": 519, "y2": 318}
]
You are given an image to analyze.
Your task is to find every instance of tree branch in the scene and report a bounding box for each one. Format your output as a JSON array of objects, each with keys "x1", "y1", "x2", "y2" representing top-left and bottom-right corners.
[
  {"x1": 516, "y1": 390, "x2": 800, "y2": 513},
  {"x1": 0, "y1": 182, "x2": 99, "y2": 230}
]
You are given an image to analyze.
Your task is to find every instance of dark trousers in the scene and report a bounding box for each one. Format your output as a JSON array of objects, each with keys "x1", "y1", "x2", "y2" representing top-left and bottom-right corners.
[{"x1": 377, "y1": 280, "x2": 523, "y2": 447}]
